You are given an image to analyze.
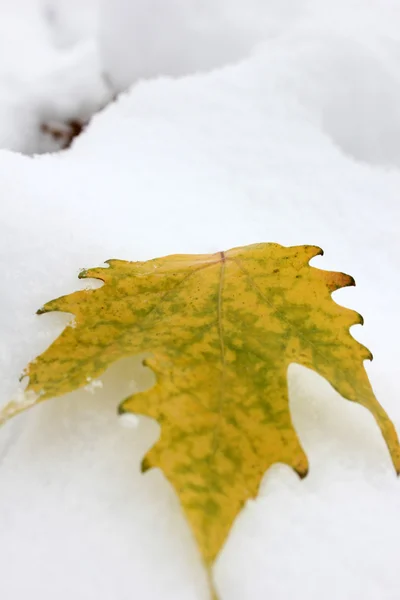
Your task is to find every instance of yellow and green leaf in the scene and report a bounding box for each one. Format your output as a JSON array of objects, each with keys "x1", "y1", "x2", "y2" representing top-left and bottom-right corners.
[{"x1": 1, "y1": 243, "x2": 399, "y2": 588}]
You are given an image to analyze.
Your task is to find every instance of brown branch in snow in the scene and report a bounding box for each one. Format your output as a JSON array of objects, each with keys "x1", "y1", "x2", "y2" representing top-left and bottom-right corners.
[{"x1": 40, "y1": 119, "x2": 87, "y2": 150}]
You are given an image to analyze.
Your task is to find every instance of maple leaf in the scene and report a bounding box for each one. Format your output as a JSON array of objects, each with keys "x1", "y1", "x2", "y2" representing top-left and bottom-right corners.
[{"x1": 1, "y1": 243, "x2": 399, "y2": 595}]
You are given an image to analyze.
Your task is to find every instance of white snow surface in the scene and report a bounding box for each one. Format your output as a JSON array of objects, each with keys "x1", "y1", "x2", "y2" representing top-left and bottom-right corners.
[{"x1": 1, "y1": 1, "x2": 400, "y2": 599}]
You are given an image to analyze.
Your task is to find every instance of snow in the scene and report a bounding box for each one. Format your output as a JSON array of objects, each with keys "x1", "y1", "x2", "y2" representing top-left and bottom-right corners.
[
  {"x1": 97, "y1": 0, "x2": 303, "y2": 91},
  {"x1": 1, "y1": 1, "x2": 400, "y2": 599},
  {"x1": 0, "y1": 0, "x2": 109, "y2": 153}
]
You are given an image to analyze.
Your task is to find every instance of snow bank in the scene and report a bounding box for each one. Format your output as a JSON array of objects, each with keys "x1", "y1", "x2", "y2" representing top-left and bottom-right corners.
[
  {"x1": 0, "y1": 1, "x2": 400, "y2": 599},
  {"x1": 98, "y1": 0, "x2": 304, "y2": 91},
  {"x1": 0, "y1": 0, "x2": 108, "y2": 153}
]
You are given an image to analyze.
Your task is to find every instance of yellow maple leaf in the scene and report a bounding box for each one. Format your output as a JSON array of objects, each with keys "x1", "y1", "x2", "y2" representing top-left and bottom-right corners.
[{"x1": 1, "y1": 243, "x2": 399, "y2": 595}]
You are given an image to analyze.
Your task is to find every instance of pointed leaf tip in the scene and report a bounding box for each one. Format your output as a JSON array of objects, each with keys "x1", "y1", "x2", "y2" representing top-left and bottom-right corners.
[{"x1": 141, "y1": 456, "x2": 152, "y2": 474}]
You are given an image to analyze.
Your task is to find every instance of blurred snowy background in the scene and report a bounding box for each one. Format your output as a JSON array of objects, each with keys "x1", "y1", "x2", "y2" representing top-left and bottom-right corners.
[{"x1": 0, "y1": 1, "x2": 400, "y2": 599}]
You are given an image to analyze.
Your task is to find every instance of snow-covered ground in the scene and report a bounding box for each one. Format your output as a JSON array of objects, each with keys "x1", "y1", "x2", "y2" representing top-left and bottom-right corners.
[{"x1": 1, "y1": 1, "x2": 400, "y2": 598}]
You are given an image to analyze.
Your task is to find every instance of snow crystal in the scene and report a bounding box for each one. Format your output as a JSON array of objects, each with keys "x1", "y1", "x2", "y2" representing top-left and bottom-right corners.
[
  {"x1": 84, "y1": 378, "x2": 104, "y2": 394},
  {"x1": 119, "y1": 413, "x2": 140, "y2": 430}
]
